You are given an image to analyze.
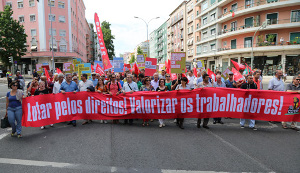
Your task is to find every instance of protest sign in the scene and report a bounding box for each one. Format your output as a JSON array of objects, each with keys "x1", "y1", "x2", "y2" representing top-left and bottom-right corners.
[
  {"x1": 159, "y1": 64, "x2": 165, "y2": 74},
  {"x1": 197, "y1": 61, "x2": 205, "y2": 68},
  {"x1": 145, "y1": 58, "x2": 157, "y2": 76},
  {"x1": 78, "y1": 63, "x2": 92, "y2": 80},
  {"x1": 64, "y1": 62, "x2": 74, "y2": 73},
  {"x1": 222, "y1": 68, "x2": 231, "y2": 80},
  {"x1": 113, "y1": 57, "x2": 124, "y2": 72},
  {"x1": 22, "y1": 88, "x2": 300, "y2": 127},
  {"x1": 136, "y1": 54, "x2": 145, "y2": 70},
  {"x1": 170, "y1": 52, "x2": 186, "y2": 73},
  {"x1": 36, "y1": 64, "x2": 43, "y2": 74},
  {"x1": 73, "y1": 58, "x2": 81, "y2": 73}
]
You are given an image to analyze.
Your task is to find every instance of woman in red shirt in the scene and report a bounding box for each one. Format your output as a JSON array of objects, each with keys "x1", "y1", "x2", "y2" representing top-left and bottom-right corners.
[{"x1": 27, "y1": 79, "x2": 39, "y2": 96}]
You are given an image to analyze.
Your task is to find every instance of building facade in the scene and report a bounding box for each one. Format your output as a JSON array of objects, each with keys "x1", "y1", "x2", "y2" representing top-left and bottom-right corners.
[
  {"x1": 194, "y1": 0, "x2": 300, "y2": 76},
  {"x1": 0, "y1": 0, "x2": 92, "y2": 73},
  {"x1": 156, "y1": 21, "x2": 168, "y2": 64},
  {"x1": 186, "y1": 0, "x2": 195, "y2": 62},
  {"x1": 149, "y1": 31, "x2": 156, "y2": 58},
  {"x1": 134, "y1": 40, "x2": 149, "y2": 58}
]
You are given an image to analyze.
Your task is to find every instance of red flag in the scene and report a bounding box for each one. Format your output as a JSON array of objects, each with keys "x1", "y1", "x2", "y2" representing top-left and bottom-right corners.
[
  {"x1": 44, "y1": 68, "x2": 50, "y2": 81},
  {"x1": 95, "y1": 63, "x2": 104, "y2": 75},
  {"x1": 94, "y1": 13, "x2": 112, "y2": 70},
  {"x1": 170, "y1": 73, "x2": 177, "y2": 80},
  {"x1": 56, "y1": 68, "x2": 62, "y2": 74},
  {"x1": 167, "y1": 59, "x2": 171, "y2": 74},
  {"x1": 232, "y1": 67, "x2": 244, "y2": 82},
  {"x1": 91, "y1": 65, "x2": 94, "y2": 72},
  {"x1": 185, "y1": 68, "x2": 187, "y2": 73},
  {"x1": 193, "y1": 67, "x2": 197, "y2": 77},
  {"x1": 231, "y1": 60, "x2": 245, "y2": 71},
  {"x1": 207, "y1": 68, "x2": 216, "y2": 82},
  {"x1": 132, "y1": 63, "x2": 140, "y2": 75}
]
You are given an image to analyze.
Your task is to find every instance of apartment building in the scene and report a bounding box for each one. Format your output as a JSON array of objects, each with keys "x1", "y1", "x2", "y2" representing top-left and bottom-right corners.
[
  {"x1": 134, "y1": 40, "x2": 149, "y2": 58},
  {"x1": 167, "y1": 1, "x2": 187, "y2": 60},
  {"x1": 149, "y1": 21, "x2": 168, "y2": 63},
  {"x1": 149, "y1": 31, "x2": 156, "y2": 58},
  {"x1": 0, "y1": 0, "x2": 93, "y2": 72},
  {"x1": 194, "y1": 0, "x2": 300, "y2": 76},
  {"x1": 186, "y1": 0, "x2": 195, "y2": 62}
]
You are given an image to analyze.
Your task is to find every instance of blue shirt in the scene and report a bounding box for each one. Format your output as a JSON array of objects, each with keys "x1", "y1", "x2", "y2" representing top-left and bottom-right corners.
[
  {"x1": 7, "y1": 92, "x2": 21, "y2": 108},
  {"x1": 90, "y1": 79, "x2": 98, "y2": 87},
  {"x1": 268, "y1": 77, "x2": 285, "y2": 91},
  {"x1": 119, "y1": 80, "x2": 124, "y2": 87},
  {"x1": 197, "y1": 77, "x2": 203, "y2": 85},
  {"x1": 59, "y1": 81, "x2": 79, "y2": 93},
  {"x1": 225, "y1": 79, "x2": 236, "y2": 88}
]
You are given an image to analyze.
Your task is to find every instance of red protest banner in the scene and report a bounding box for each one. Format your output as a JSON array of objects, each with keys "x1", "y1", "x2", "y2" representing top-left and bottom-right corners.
[
  {"x1": 22, "y1": 88, "x2": 300, "y2": 127},
  {"x1": 94, "y1": 13, "x2": 112, "y2": 70},
  {"x1": 145, "y1": 57, "x2": 157, "y2": 76}
]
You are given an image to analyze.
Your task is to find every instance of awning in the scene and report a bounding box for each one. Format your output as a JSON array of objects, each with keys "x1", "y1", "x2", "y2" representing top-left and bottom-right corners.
[{"x1": 31, "y1": 46, "x2": 37, "y2": 50}]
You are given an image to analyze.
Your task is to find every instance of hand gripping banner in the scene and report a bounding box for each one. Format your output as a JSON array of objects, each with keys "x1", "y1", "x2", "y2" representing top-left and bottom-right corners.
[{"x1": 22, "y1": 88, "x2": 300, "y2": 127}]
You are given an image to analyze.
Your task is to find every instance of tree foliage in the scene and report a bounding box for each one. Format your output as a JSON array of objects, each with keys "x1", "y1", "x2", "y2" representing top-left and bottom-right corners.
[
  {"x1": 129, "y1": 54, "x2": 135, "y2": 64},
  {"x1": 0, "y1": 6, "x2": 27, "y2": 65},
  {"x1": 101, "y1": 21, "x2": 115, "y2": 60},
  {"x1": 137, "y1": 46, "x2": 143, "y2": 54}
]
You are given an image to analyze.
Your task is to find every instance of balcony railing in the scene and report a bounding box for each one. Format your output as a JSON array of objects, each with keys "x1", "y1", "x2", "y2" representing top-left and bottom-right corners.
[
  {"x1": 218, "y1": 19, "x2": 298, "y2": 36},
  {"x1": 218, "y1": 0, "x2": 287, "y2": 19},
  {"x1": 171, "y1": 15, "x2": 184, "y2": 26}
]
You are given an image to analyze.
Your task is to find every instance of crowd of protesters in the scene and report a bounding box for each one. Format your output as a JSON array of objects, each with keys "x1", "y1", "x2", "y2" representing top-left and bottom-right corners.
[{"x1": 4, "y1": 67, "x2": 300, "y2": 138}]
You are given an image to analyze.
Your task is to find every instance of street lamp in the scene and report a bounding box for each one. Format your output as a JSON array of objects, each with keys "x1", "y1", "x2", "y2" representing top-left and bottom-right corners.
[
  {"x1": 251, "y1": 20, "x2": 268, "y2": 69},
  {"x1": 134, "y1": 16, "x2": 160, "y2": 57}
]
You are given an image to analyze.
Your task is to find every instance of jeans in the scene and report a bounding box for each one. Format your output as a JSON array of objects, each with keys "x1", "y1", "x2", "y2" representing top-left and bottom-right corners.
[
  {"x1": 240, "y1": 119, "x2": 255, "y2": 128},
  {"x1": 7, "y1": 106, "x2": 22, "y2": 135}
]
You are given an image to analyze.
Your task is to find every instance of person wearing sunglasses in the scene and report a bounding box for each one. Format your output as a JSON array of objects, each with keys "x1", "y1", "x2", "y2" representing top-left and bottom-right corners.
[
  {"x1": 283, "y1": 75, "x2": 300, "y2": 131},
  {"x1": 91, "y1": 72, "x2": 98, "y2": 87},
  {"x1": 140, "y1": 77, "x2": 155, "y2": 126},
  {"x1": 165, "y1": 74, "x2": 172, "y2": 91},
  {"x1": 156, "y1": 79, "x2": 169, "y2": 128},
  {"x1": 6, "y1": 81, "x2": 24, "y2": 138}
]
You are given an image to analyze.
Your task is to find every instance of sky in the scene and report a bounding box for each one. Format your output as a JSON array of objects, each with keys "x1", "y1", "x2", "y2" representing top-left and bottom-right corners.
[{"x1": 84, "y1": 0, "x2": 185, "y2": 57}]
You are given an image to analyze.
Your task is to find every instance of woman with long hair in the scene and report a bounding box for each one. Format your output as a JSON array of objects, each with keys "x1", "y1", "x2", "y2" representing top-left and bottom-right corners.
[
  {"x1": 175, "y1": 77, "x2": 190, "y2": 129},
  {"x1": 140, "y1": 77, "x2": 154, "y2": 126},
  {"x1": 156, "y1": 78, "x2": 169, "y2": 128},
  {"x1": 95, "y1": 78, "x2": 108, "y2": 123},
  {"x1": 165, "y1": 73, "x2": 172, "y2": 91}
]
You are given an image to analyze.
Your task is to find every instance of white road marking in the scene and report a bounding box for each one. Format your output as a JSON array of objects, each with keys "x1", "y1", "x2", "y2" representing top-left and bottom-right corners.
[
  {"x1": 0, "y1": 158, "x2": 74, "y2": 168},
  {"x1": 205, "y1": 129, "x2": 275, "y2": 173},
  {"x1": 0, "y1": 133, "x2": 9, "y2": 140},
  {"x1": 0, "y1": 96, "x2": 6, "y2": 100}
]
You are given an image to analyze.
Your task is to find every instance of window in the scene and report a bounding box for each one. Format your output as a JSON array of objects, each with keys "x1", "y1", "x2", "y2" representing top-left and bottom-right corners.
[
  {"x1": 231, "y1": 39, "x2": 236, "y2": 49},
  {"x1": 266, "y1": 34, "x2": 277, "y2": 44},
  {"x1": 19, "y1": 16, "x2": 24, "y2": 23},
  {"x1": 58, "y1": 1, "x2": 65, "y2": 8},
  {"x1": 211, "y1": 28, "x2": 216, "y2": 35},
  {"x1": 210, "y1": 43, "x2": 216, "y2": 50},
  {"x1": 231, "y1": 3, "x2": 237, "y2": 12},
  {"x1": 49, "y1": 28, "x2": 56, "y2": 36},
  {"x1": 203, "y1": 17, "x2": 207, "y2": 25},
  {"x1": 245, "y1": 17, "x2": 253, "y2": 28},
  {"x1": 267, "y1": 0, "x2": 278, "y2": 3},
  {"x1": 60, "y1": 45, "x2": 67, "y2": 52},
  {"x1": 211, "y1": 0, "x2": 216, "y2": 5},
  {"x1": 31, "y1": 29, "x2": 36, "y2": 36},
  {"x1": 267, "y1": 13, "x2": 278, "y2": 24},
  {"x1": 18, "y1": 1, "x2": 24, "y2": 8},
  {"x1": 6, "y1": 2, "x2": 12, "y2": 8},
  {"x1": 291, "y1": 10, "x2": 300, "y2": 22},
  {"x1": 244, "y1": 37, "x2": 252, "y2": 48},
  {"x1": 59, "y1": 16, "x2": 65, "y2": 23},
  {"x1": 202, "y1": 1, "x2": 208, "y2": 11},
  {"x1": 224, "y1": 24, "x2": 227, "y2": 30},
  {"x1": 203, "y1": 46, "x2": 208, "y2": 52},
  {"x1": 245, "y1": 0, "x2": 253, "y2": 8},
  {"x1": 196, "y1": 45, "x2": 202, "y2": 55},
  {"x1": 29, "y1": 0, "x2": 35, "y2": 7},
  {"x1": 290, "y1": 32, "x2": 300, "y2": 44},
  {"x1": 203, "y1": 31, "x2": 208, "y2": 38},
  {"x1": 223, "y1": 41, "x2": 227, "y2": 47},
  {"x1": 48, "y1": 0, "x2": 55, "y2": 7},
  {"x1": 59, "y1": 30, "x2": 66, "y2": 36},
  {"x1": 224, "y1": 8, "x2": 227, "y2": 14},
  {"x1": 211, "y1": 13, "x2": 216, "y2": 21},
  {"x1": 30, "y1": 14, "x2": 36, "y2": 22},
  {"x1": 48, "y1": 14, "x2": 55, "y2": 21},
  {"x1": 231, "y1": 21, "x2": 237, "y2": 31}
]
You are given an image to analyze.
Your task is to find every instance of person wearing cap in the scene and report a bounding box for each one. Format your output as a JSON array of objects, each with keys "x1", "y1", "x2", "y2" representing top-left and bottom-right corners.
[
  {"x1": 90, "y1": 72, "x2": 98, "y2": 87},
  {"x1": 224, "y1": 72, "x2": 237, "y2": 88}
]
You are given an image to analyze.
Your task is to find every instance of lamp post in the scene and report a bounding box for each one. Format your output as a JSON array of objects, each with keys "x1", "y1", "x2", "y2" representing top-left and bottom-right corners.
[
  {"x1": 134, "y1": 16, "x2": 160, "y2": 57},
  {"x1": 50, "y1": 1, "x2": 55, "y2": 72},
  {"x1": 251, "y1": 20, "x2": 268, "y2": 69}
]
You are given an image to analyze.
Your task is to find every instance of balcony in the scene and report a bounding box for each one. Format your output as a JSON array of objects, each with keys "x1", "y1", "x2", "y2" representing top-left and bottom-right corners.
[
  {"x1": 217, "y1": 19, "x2": 300, "y2": 39},
  {"x1": 218, "y1": 0, "x2": 297, "y2": 23},
  {"x1": 171, "y1": 15, "x2": 184, "y2": 26}
]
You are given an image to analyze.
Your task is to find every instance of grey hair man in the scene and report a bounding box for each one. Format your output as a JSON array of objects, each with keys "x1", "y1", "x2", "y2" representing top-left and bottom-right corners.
[{"x1": 268, "y1": 70, "x2": 284, "y2": 91}]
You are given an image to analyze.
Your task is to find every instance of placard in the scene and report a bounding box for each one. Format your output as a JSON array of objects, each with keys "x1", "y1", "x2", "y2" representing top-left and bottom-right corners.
[
  {"x1": 64, "y1": 62, "x2": 74, "y2": 73},
  {"x1": 170, "y1": 52, "x2": 186, "y2": 74},
  {"x1": 145, "y1": 58, "x2": 157, "y2": 76},
  {"x1": 136, "y1": 54, "x2": 145, "y2": 70},
  {"x1": 113, "y1": 57, "x2": 124, "y2": 72}
]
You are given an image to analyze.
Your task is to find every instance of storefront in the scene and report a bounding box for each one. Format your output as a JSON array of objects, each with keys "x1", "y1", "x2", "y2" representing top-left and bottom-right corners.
[
  {"x1": 285, "y1": 55, "x2": 300, "y2": 76},
  {"x1": 253, "y1": 56, "x2": 282, "y2": 76}
]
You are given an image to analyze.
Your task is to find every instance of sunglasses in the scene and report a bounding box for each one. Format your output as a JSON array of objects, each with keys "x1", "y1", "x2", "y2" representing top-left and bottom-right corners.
[
  {"x1": 111, "y1": 77, "x2": 115, "y2": 78},
  {"x1": 101, "y1": 76, "x2": 105, "y2": 77},
  {"x1": 12, "y1": 85, "x2": 18, "y2": 86},
  {"x1": 166, "y1": 76, "x2": 170, "y2": 77},
  {"x1": 146, "y1": 80, "x2": 150, "y2": 81},
  {"x1": 73, "y1": 79, "x2": 78, "y2": 80},
  {"x1": 92, "y1": 74, "x2": 96, "y2": 76},
  {"x1": 296, "y1": 79, "x2": 300, "y2": 81}
]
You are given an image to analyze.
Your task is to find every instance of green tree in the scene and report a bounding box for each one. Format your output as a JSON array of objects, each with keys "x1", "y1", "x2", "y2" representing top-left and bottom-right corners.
[
  {"x1": 137, "y1": 46, "x2": 143, "y2": 54},
  {"x1": 129, "y1": 54, "x2": 135, "y2": 64},
  {"x1": 0, "y1": 6, "x2": 27, "y2": 66},
  {"x1": 101, "y1": 21, "x2": 115, "y2": 60}
]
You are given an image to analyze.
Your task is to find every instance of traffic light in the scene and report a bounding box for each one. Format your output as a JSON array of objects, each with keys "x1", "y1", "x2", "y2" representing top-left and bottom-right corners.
[{"x1": 9, "y1": 56, "x2": 13, "y2": 63}]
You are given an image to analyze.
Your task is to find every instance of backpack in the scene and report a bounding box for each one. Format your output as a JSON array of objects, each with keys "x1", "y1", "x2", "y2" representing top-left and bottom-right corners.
[{"x1": 108, "y1": 82, "x2": 120, "y2": 91}]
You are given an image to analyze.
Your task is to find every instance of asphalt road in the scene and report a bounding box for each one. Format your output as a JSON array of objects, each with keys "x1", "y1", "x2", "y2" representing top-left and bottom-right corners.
[{"x1": 0, "y1": 81, "x2": 299, "y2": 173}]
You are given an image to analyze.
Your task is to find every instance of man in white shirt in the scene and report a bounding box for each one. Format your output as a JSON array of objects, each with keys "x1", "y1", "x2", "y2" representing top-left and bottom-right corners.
[
  {"x1": 53, "y1": 73, "x2": 65, "y2": 94},
  {"x1": 159, "y1": 70, "x2": 166, "y2": 79},
  {"x1": 122, "y1": 74, "x2": 138, "y2": 125},
  {"x1": 151, "y1": 73, "x2": 159, "y2": 90},
  {"x1": 79, "y1": 73, "x2": 93, "y2": 91},
  {"x1": 187, "y1": 70, "x2": 196, "y2": 89}
]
